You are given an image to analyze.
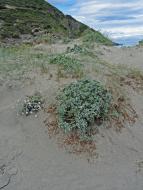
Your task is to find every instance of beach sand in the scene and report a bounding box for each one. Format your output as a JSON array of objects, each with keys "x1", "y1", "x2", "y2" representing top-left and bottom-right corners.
[{"x1": 0, "y1": 44, "x2": 143, "y2": 190}]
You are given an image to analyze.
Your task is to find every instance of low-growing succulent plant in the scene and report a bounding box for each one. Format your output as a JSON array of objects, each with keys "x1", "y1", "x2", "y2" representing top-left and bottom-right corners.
[
  {"x1": 57, "y1": 79, "x2": 112, "y2": 137},
  {"x1": 21, "y1": 93, "x2": 44, "y2": 116},
  {"x1": 49, "y1": 54, "x2": 83, "y2": 78}
]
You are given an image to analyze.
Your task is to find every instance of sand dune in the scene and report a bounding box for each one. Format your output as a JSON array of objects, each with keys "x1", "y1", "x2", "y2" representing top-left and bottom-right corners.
[{"x1": 0, "y1": 44, "x2": 143, "y2": 190}]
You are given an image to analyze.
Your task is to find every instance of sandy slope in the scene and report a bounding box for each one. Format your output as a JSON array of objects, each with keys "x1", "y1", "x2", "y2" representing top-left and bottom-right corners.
[
  {"x1": 0, "y1": 45, "x2": 143, "y2": 190},
  {"x1": 98, "y1": 45, "x2": 143, "y2": 70}
]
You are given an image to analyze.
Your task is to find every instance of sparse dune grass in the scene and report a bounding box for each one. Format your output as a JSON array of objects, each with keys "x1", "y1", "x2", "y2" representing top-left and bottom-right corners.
[
  {"x1": 0, "y1": 45, "x2": 31, "y2": 78},
  {"x1": 91, "y1": 56, "x2": 143, "y2": 93},
  {"x1": 100, "y1": 61, "x2": 143, "y2": 92},
  {"x1": 0, "y1": 44, "x2": 51, "y2": 78},
  {"x1": 106, "y1": 74, "x2": 138, "y2": 131},
  {"x1": 122, "y1": 69, "x2": 143, "y2": 92}
]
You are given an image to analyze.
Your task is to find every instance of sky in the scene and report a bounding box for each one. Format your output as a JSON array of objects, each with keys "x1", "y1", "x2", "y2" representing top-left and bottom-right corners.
[{"x1": 47, "y1": 0, "x2": 143, "y2": 45}]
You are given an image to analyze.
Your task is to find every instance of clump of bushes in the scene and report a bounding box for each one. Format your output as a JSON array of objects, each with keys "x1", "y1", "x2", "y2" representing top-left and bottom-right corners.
[
  {"x1": 57, "y1": 79, "x2": 112, "y2": 138},
  {"x1": 62, "y1": 38, "x2": 71, "y2": 44},
  {"x1": 49, "y1": 54, "x2": 83, "y2": 78},
  {"x1": 139, "y1": 40, "x2": 143, "y2": 46},
  {"x1": 66, "y1": 44, "x2": 88, "y2": 54},
  {"x1": 21, "y1": 93, "x2": 44, "y2": 116}
]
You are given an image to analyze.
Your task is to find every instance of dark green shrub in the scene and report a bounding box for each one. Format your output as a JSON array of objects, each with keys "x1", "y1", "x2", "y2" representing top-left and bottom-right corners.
[{"x1": 57, "y1": 79, "x2": 112, "y2": 137}]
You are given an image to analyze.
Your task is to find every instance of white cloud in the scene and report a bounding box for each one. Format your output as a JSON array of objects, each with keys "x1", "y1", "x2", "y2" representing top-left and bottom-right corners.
[
  {"x1": 67, "y1": 0, "x2": 143, "y2": 39},
  {"x1": 102, "y1": 26, "x2": 143, "y2": 39}
]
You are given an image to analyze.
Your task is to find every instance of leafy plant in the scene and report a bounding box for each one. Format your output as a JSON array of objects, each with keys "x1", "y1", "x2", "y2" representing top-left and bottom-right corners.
[
  {"x1": 49, "y1": 54, "x2": 83, "y2": 78},
  {"x1": 57, "y1": 79, "x2": 112, "y2": 138}
]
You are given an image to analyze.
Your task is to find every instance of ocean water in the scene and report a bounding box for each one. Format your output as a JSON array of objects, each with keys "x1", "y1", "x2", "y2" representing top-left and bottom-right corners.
[{"x1": 113, "y1": 35, "x2": 143, "y2": 47}]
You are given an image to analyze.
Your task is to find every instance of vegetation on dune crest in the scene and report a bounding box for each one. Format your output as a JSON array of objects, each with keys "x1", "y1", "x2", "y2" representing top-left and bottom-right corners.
[
  {"x1": 139, "y1": 40, "x2": 143, "y2": 46},
  {"x1": 82, "y1": 29, "x2": 114, "y2": 46}
]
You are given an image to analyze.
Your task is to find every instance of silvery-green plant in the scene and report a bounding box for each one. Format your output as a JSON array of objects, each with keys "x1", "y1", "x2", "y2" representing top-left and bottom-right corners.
[
  {"x1": 57, "y1": 79, "x2": 112, "y2": 137},
  {"x1": 49, "y1": 54, "x2": 83, "y2": 77}
]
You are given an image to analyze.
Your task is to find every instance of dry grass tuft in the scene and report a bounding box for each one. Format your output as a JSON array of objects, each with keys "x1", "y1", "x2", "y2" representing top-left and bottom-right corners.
[
  {"x1": 108, "y1": 96, "x2": 138, "y2": 131},
  {"x1": 44, "y1": 105, "x2": 96, "y2": 157},
  {"x1": 107, "y1": 75, "x2": 138, "y2": 131},
  {"x1": 60, "y1": 133, "x2": 96, "y2": 156},
  {"x1": 120, "y1": 70, "x2": 143, "y2": 92}
]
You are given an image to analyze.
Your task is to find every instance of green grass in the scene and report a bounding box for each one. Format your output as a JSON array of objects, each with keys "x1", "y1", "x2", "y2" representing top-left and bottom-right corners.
[
  {"x1": 0, "y1": 45, "x2": 50, "y2": 78},
  {"x1": 0, "y1": 44, "x2": 85, "y2": 80},
  {"x1": 82, "y1": 29, "x2": 114, "y2": 46},
  {"x1": 139, "y1": 40, "x2": 143, "y2": 46}
]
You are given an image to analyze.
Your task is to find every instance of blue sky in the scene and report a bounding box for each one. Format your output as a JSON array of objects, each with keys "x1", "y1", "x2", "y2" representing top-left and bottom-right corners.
[{"x1": 47, "y1": 0, "x2": 143, "y2": 45}]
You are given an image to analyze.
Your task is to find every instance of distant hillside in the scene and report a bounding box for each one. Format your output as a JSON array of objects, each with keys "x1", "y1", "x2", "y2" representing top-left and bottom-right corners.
[{"x1": 0, "y1": 0, "x2": 113, "y2": 45}]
